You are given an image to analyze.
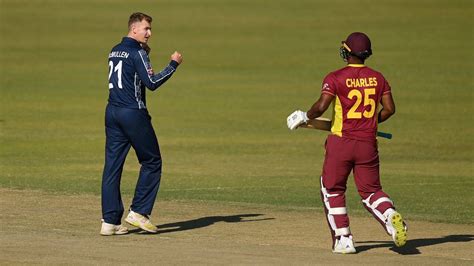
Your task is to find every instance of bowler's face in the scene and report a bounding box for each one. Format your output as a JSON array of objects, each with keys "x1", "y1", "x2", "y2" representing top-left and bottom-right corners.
[{"x1": 132, "y1": 20, "x2": 152, "y2": 43}]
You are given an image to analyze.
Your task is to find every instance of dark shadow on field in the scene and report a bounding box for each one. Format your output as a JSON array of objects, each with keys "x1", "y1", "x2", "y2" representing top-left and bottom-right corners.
[
  {"x1": 130, "y1": 214, "x2": 274, "y2": 234},
  {"x1": 356, "y1": 234, "x2": 474, "y2": 255}
]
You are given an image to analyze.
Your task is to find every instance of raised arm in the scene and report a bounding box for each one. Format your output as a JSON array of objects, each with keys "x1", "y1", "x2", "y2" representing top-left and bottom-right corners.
[{"x1": 134, "y1": 50, "x2": 182, "y2": 91}]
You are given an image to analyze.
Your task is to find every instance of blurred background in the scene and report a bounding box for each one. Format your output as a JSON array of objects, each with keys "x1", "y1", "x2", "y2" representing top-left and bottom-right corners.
[{"x1": 0, "y1": 0, "x2": 472, "y2": 224}]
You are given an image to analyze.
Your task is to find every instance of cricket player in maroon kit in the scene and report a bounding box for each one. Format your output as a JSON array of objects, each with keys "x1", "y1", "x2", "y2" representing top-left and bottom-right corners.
[{"x1": 287, "y1": 32, "x2": 407, "y2": 254}]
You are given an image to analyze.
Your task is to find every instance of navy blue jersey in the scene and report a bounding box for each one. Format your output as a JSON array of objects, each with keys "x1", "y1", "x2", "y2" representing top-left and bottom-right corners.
[{"x1": 107, "y1": 37, "x2": 179, "y2": 109}]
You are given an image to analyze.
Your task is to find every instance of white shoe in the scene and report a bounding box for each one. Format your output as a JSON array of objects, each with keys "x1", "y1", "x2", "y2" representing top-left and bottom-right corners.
[
  {"x1": 386, "y1": 211, "x2": 407, "y2": 247},
  {"x1": 125, "y1": 210, "x2": 158, "y2": 233},
  {"x1": 332, "y1": 235, "x2": 356, "y2": 254},
  {"x1": 100, "y1": 220, "x2": 128, "y2": 236}
]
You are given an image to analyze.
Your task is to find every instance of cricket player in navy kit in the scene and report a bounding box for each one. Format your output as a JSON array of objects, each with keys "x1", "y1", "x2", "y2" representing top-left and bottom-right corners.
[{"x1": 100, "y1": 12, "x2": 183, "y2": 235}]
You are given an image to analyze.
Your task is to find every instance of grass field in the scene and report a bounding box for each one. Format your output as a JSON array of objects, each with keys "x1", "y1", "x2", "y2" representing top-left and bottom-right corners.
[{"x1": 0, "y1": 0, "x2": 473, "y2": 225}]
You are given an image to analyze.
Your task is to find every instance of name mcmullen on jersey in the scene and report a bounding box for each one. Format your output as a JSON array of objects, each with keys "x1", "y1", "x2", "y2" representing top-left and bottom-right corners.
[{"x1": 107, "y1": 37, "x2": 179, "y2": 110}]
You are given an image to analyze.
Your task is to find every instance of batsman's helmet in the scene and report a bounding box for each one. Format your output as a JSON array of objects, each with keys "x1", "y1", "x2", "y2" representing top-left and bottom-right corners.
[{"x1": 340, "y1": 32, "x2": 372, "y2": 61}]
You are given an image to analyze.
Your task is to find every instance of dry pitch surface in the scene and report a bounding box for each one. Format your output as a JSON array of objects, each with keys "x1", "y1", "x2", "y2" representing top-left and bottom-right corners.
[{"x1": 1, "y1": 189, "x2": 473, "y2": 265}]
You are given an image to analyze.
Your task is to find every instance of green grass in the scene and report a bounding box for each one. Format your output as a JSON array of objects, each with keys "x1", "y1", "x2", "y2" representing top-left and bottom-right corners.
[{"x1": 0, "y1": 0, "x2": 472, "y2": 224}]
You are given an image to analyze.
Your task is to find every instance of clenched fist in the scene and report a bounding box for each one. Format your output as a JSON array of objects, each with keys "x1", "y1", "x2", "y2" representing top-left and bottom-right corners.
[{"x1": 171, "y1": 51, "x2": 183, "y2": 64}]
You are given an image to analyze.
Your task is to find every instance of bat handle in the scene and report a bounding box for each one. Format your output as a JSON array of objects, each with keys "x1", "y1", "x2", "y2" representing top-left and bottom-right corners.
[{"x1": 377, "y1": 131, "x2": 393, "y2": 139}]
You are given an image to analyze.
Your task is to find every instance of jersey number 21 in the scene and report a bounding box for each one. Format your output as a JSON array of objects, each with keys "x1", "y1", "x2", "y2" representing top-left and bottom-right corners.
[{"x1": 108, "y1": 60, "x2": 123, "y2": 89}]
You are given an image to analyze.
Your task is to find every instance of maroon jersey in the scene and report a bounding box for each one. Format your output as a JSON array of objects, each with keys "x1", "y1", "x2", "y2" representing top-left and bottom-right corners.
[{"x1": 321, "y1": 64, "x2": 391, "y2": 141}]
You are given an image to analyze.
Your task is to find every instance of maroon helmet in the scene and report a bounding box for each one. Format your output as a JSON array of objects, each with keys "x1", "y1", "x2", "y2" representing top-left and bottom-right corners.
[{"x1": 340, "y1": 32, "x2": 372, "y2": 61}]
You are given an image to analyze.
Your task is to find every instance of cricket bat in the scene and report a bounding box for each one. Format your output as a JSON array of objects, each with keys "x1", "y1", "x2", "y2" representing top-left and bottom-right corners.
[{"x1": 299, "y1": 117, "x2": 393, "y2": 139}]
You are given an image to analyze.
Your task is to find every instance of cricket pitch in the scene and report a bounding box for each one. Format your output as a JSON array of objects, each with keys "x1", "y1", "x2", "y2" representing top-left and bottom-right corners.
[{"x1": 1, "y1": 188, "x2": 473, "y2": 265}]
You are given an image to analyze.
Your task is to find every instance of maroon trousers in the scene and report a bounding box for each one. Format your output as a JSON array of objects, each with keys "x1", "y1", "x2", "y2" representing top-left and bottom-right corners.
[{"x1": 320, "y1": 135, "x2": 395, "y2": 244}]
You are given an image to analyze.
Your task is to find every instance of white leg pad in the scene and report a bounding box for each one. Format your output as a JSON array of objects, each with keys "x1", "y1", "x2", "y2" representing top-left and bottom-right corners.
[
  {"x1": 321, "y1": 177, "x2": 350, "y2": 236},
  {"x1": 371, "y1": 197, "x2": 393, "y2": 210},
  {"x1": 362, "y1": 193, "x2": 393, "y2": 222},
  {"x1": 335, "y1": 227, "x2": 351, "y2": 237},
  {"x1": 328, "y1": 207, "x2": 347, "y2": 215},
  {"x1": 383, "y1": 208, "x2": 395, "y2": 220}
]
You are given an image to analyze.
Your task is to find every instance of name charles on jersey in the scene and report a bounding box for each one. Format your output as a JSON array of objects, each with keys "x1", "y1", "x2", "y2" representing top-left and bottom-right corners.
[{"x1": 346, "y1": 77, "x2": 377, "y2": 88}]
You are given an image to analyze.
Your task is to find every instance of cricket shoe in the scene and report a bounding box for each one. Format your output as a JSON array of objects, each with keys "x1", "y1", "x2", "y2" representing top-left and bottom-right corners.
[
  {"x1": 125, "y1": 210, "x2": 158, "y2": 233},
  {"x1": 100, "y1": 220, "x2": 128, "y2": 236},
  {"x1": 386, "y1": 211, "x2": 407, "y2": 247},
  {"x1": 332, "y1": 235, "x2": 356, "y2": 254}
]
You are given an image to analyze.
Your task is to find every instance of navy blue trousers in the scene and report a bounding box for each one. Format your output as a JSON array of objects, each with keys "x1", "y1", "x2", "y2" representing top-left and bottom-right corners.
[{"x1": 101, "y1": 104, "x2": 162, "y2": 225}]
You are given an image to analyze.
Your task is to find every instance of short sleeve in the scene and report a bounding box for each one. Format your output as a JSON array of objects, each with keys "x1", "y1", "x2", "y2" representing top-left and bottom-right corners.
[{"x1": 321, "y1": 73, "x2": 337, "y2": 96}]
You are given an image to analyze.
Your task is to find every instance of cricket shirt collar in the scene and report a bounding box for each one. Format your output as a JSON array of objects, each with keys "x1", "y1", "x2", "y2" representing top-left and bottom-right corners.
[
  {"x1": 122, "y1": 37, "x2": 142, "y2": 49},
  {"x1": 347, "y1": 64, "x2": 366, "y2": 68}
]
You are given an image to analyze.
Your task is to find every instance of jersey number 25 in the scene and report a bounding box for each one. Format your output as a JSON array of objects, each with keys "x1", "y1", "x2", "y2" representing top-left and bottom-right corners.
[{"x1": 347, "y1": 88, "x2": 376, "y2": 119}]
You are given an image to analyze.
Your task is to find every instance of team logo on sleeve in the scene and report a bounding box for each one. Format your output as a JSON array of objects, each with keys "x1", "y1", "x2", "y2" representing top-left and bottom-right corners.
[{"x1": 322, "y1": 83, "x2": 330, "y2": 91}]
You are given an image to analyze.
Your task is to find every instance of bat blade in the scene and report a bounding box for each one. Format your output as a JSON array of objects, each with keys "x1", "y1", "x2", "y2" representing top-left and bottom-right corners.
[{"x1": 298, "y1": 118, "x2": 392, "y2": 140}]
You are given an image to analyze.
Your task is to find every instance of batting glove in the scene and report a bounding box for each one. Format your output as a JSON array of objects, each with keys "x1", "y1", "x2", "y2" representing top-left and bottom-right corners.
[{"x1": 287, "y1": 110, "x2": 309, "y2": 130}]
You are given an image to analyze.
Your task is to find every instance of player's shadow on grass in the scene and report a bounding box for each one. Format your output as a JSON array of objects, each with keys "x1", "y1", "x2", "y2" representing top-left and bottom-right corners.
[
  {"x1": 355, "y1": 234, "x2": 474, "y2": 255},
  {"x1": 130, "y1": 214, "x2": 274, "y2": 234}
]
